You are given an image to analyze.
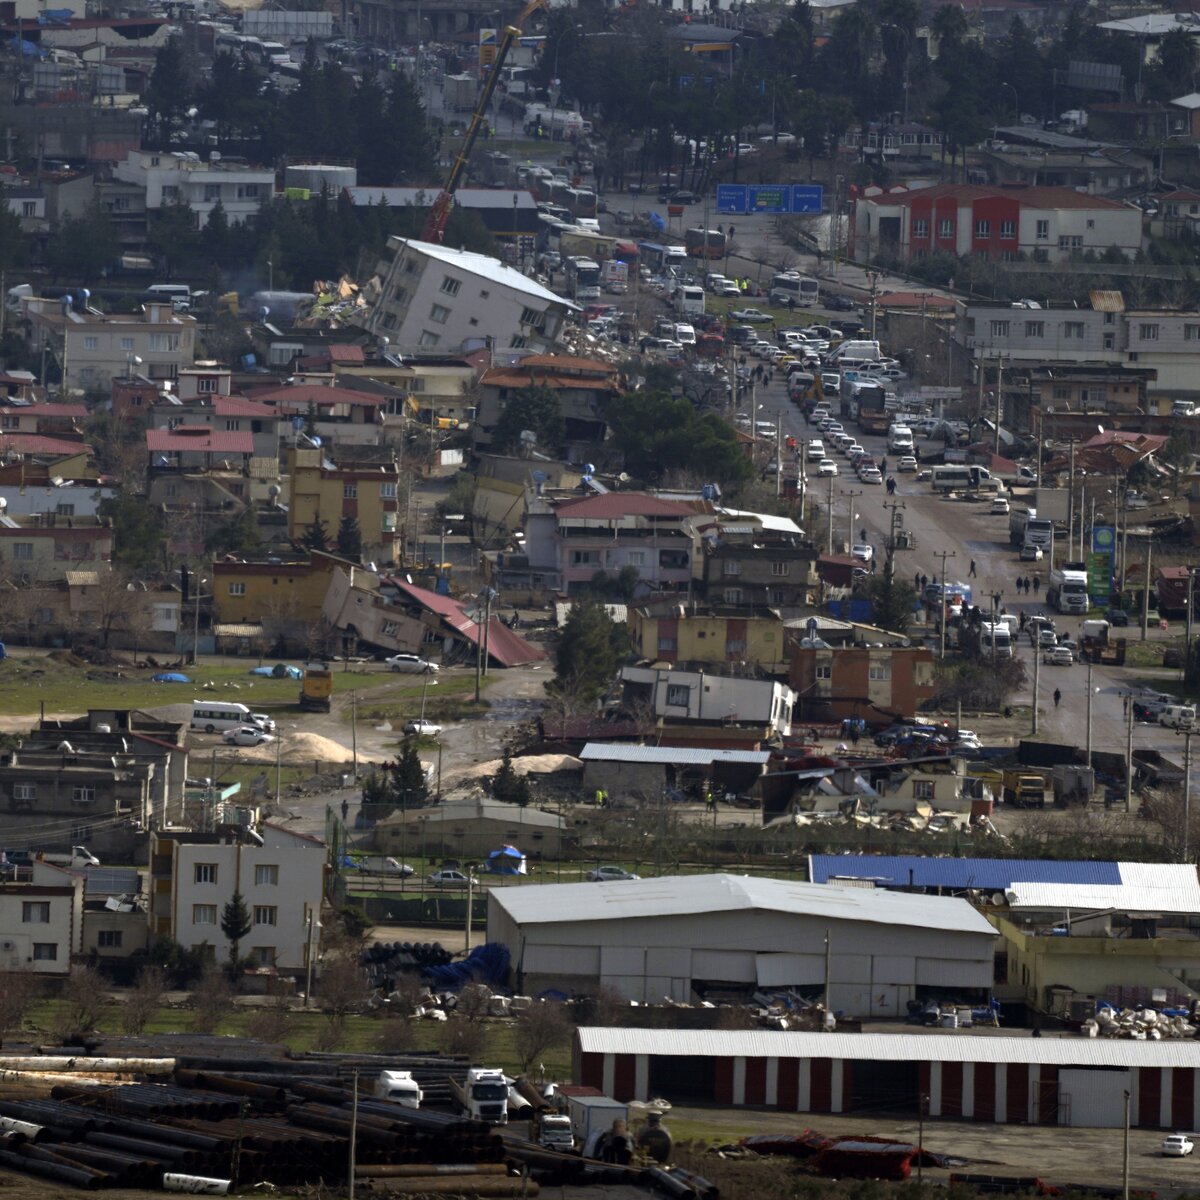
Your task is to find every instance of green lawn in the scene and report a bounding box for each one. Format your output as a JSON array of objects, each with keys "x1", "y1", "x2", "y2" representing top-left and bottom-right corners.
[{"x1": 350, "y1": 673, "x2": 484, "y2": 726}]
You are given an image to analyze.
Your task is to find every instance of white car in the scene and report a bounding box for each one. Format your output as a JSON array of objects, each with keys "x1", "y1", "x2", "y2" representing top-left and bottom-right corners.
[
  {"x1": 896, "y1": 455, "x2": 918, "y2": 473},
  {"x1": 404, "y1": 718, "x2": 443, "y2": 736},
  {"x1": 1163, "y1": 1134, "x2": 1194, "y2": 1157},
  {"x1": 586, "y1": 865, "x2": 641, "y2": 882},
  {"x1": 386, "y1": 654, "x2": 439, "y2": 674},
  {"x1": 851, "y1": 543, "x2": 874, "y2": 564},
  {"x1": 990, "y1": 497, "x2": 1011, "y2": 515},
  {"x1": 1019, "y1": 543, "x2": 1044, "y2": 562},
  {"x1": 817, "y1": 459, "x2": 838, "y2": 477},
  {"x1": 859, "y1": 467, "x2": 884, "y2": 485},
  {"x1": 843, "y1": 442, "x2": 864, "y2": 458},
  {"x1": 223, "y1": 726, "x2": 275, "y2": 747},
  {"x1": 427, "y1": 869, "x2": 479, "y2": 889}
]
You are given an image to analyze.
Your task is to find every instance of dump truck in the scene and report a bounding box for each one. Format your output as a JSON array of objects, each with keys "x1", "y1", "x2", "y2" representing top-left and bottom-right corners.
[
  {"x1": 448, "y1": 1068, "x2": 509, "y2": 1124},
  {"x1": 1002, "y1": 768, "x2": 1048, "y2": 808},
  {"x1": 299, "y1": 661, "x2": 333, "y2": 713}
]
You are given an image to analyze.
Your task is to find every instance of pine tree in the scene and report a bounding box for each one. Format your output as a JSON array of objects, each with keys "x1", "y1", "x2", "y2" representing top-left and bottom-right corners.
[
  {"x1": 336, "y1": 515, "x2": 362, "y2": 560},
  {"x1": 394, "y1": 741, "x2": 429, "y2": 809},
  {"x1": 492, "y1": 749, "x2": 531, "y2": 806},
  {"x1": 552, "y1": 600, "x2": 626, "y2": 704},
  {"x1": 301, "y1": 519, "x2": 329, "y2": 552},
  {"x1": 220, "y1": 891, "x2": 252, "y2": 966}
]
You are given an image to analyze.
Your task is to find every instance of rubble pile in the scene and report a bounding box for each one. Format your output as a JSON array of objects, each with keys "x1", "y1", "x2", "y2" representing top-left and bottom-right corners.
[{"x1": 1081, "y1": 1005, "x2": 1198, "y2": 1040}]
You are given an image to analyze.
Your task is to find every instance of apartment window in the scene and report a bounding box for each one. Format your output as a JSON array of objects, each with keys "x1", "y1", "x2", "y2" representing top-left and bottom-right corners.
[
  {"x1": 83, "y1": 336, "x2": 98, "y2": 351},
  {"x1": 0, "y1": 416, "x2": 17, "y2": 430},
  {"x1": 975, "y1": 219, "x2": 990, "y2": 239},
  {"x1": 657, "y1": 636, "x2": 676, "y2": 652},
  {"x1": 665, "y1": 684, "x2": 690, "y2": 706},
  {"x1": 149, "y1": 333, "x2": 181, "y2": 352},
  {"x1": 20, "y1": 200, "x2": 35, "y2": 217},
  {"x1": 724, "y1": 588, "x2": 742, "y2": 604},
  {"x1": 914, "y1": 780, "x2": 934, "y2": 800},
  {"x1": 989, "y1": 320, "x2": 1009, "y2": 338},
  {"x1": 98, "y1": 930, "x2": 123, "y2": 948},
  {"x1": 771, "y1": 561, "x2": 790, "y2": 576},
  {"x1": 224, "y1": 419, "x2": 240, "y2": 432},
  {"x1": 1086, "y1": 218, "x2": 1095, "y2": 229},
  {"x1": 32, "y1": 943, "x2": 57, "y2": 961},
  {"x1": 722, "y1": 560, "x2": 741, "y2": 576},
  {"x1": 1063, "y1": 322, "x2": 1085, "y2": 339},
  {"x1": 204, "y1": 184, "x2": 221, "y2": 202},
  {"x1": 380, "y1": 482, "x2": 397, "y2": 498},
  {"x1": 1000, "y1": 220, "x2": 1016, "y2": 239},
  {"x1": 509, "y1": 336, "x2": 528, "y2": 350},
  {"x1": 1186, "y1": 324, "x2": 1200, "y2": 341},
  {"x1": 938, "y1": 218, "x2": 953, "y2": 237},
  {"x1": 1139, "y1": 323, "x2": 1160, "y2": 341},
  {"x1": 726, "y1": 637, "x2": 747, "y2": 653},
  {"x1": 418, "y1": 331, "x2": 441, "y2": 347},
  {"x1": 343, "y1": 483, "x2": 358, "y2": 499},
  {"x1": 252, "y1": 946, "x2": 276, "y2": 966},
  {"x1": 194, "y1": 862, "x2": 218, "y2": 884},
  {"x1": 429, "y1": 303, "x2": 451, "y2": 324},
  {"x1": 22, "y1": 902, "x2": 50, "y2": 923},
  {"x1": 912, "y1": 218, "x2": 928, "y2": 237},
  {"x1": 868, "y1": 663, "x2": 892, "y2": 681},
  {"x1": 197, "y1": 377, "x2": 217, "y2": 393},
  {"x1": 1105, "y1": 311, "x2": 1116, "y2": 324},
  {"x1": 1025, "y1": 321, "x2": 1044, "y2": 338},
  {"x1": 162, "y1": 185, "x2": 179, "y2": 201},
  {"x1": 72, "y1": 785, "x2": 95, "y2": 804},
  {"x1": 255, "y1": 864, "x2": 279, "y2": 886},
  {"x1": 519, "y1": 306, "x2": 545, "y2": 329},
  {"x1": 228, "y1": 583, "x2": 246, "y2": 596},
  {"x1": 1033, "y1": 219, "x2": 1049, "y2": 241},
  {"x1": 1058, "y1": 235, "x2": 1082, "y2": 250},
  {"x1": 13, "y1": 783, "x2": 35, "y2": 801},
  {"x1": 120, "y1": 337, "x2": 135, "y2": 351},
  {"x1": 571, "y1": 550, "x2": 600, "y2": 566},
  {"x1": 192, "y1": 904, "x2": 217, "y2": 925},
  {"x1": 1052, "y1": 386, "x2": 1070, "y2": 401},
  {"x1": 237, "y1": 184, "x2": 261, "y2": 200},
  {"x1": 1104, "y1": 333, "x2": 1116, "y2": 351},
  {"x1": 440, "y1": 275, "x2": 461, "y2": 296},
  {"x1": 253, "y1": 905, "x2": 277, "y2": 926},
  {"x1": 815, "y1": 664, "x2": 832, "y2": 679},
  {"x1": 10, "y1": 543, "x2": 29, "y2": 562}
]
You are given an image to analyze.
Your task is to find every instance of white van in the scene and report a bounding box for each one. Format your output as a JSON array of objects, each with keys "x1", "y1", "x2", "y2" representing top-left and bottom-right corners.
[
  {"x1": 887, "y1": 424, "x2": 914, "y2": 453},
  {"x1": 191, "y1": 700, "x2": 274, "y2": 734},
  {"x1": 674, "y1": 323, "x2": 696, "y2": 346},
  {"x1": 1159, "y1": 704, "x2": 1196, "y2": 730}
]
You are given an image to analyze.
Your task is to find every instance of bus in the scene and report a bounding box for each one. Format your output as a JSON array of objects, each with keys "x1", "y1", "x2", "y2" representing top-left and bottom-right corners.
[
  {"x1": 565, "y1": 256, "x2": 601, "y2": 300},
  {"x1": 684, "y1": 227, "x2": 727, "y2": 259},
  {"x1": 930, "y1": 464, "x2": 992, "y2": 493},
  {"x1": 190, "y1": 700, "x2": 273, "y2": 734},
  {"x1": 769, "y1": 272, "x2": 819, "y2": 307}
]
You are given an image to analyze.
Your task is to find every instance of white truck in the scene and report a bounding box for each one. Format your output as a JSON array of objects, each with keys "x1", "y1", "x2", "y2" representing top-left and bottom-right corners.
[
  {"x1": 38, "y1": 846, "x2": 100, "y2": 869},
  {"x1": 449, "y1": 1068, "x2": 509, "y2": 1125},
  {"x1": 887, "y1": 424, "x2": 914, "y2": 453},
  {"x1": 567, "y1": 1094, "x2": 629, "y2": 1157},
  {"x1": 536, "y1": 1111, "x2": 575, "y2": 1151},
  {"x1": 374, "y1": 1070, "x2": 423, "y2": 1108},
  {"x1": 601, "y1": 260, "x2": 628, "y2": 295},
  {"x1": 1048, "y1": 562, "x2": 1090, "y2": 615},
  {"x1": 1009, "y1": 506, "x2": 1054, "y2": 550}
]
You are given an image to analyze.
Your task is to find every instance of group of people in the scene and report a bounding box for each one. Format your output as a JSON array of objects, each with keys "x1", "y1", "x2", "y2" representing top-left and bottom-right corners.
[{"x1": 1015, "y1": 575, "x2": 1041, "y2": 595}]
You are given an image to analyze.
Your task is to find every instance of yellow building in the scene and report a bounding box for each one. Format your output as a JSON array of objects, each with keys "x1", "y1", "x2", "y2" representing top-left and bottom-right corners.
[
  {"x1": 287, "y1": 448, "x2": 401, "y2": 563},
  {"x1": 212, "y1": 550, "x2": 361, "y2": 633},
  {"x1": 628, "y1": 603, "x2": 790, "y2": 674}
]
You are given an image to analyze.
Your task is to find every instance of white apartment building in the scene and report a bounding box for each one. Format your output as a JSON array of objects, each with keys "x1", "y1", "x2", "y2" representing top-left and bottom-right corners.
[
  {"x1": 620, "y1": 665, "x2": 795, "y2": 736},
  {"x1": 365, "y1": 236, "x2": 573, "y2": 354},
  {"x1": 22, "y1": 299, "x2": 196, "y2": 392},
  {"x1": 114, "y1": 150, "x2": 274, "y2": 226},
  {"x1": 964, "y1": 303, "x2": 1200, "y2": 394},
  {"x1": 149, "y1": 824, "x2": 324, "y2": 973},
  {"x1": 0, "y1": 877, "x2": 83, "y2": 975}
]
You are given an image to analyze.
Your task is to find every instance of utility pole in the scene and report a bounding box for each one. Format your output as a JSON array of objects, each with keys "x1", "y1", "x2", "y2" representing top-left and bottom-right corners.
[
  {"x1": 1141, "y1": 538, "x2": 1153, "y2": 642},
  {"x1": 1067, "y1": 440, "x2": 1076, "y2": 557},
  {"x1": 1122, "y1": 1089, "x2": 1130, "y2": 1200},
  {"x1": 1125, "y1": 694, "x2": 1135, "y2": 814},
  {"x1": 934, "y1": 550, "x2": 956, "y2": 659},
  {"x1": 1031, "y1": 637, "x2": 1041, "y2": 735},
  {"x1": 1085, "y1": 657, "x2": 1095, "y2": 769},
  {"x1": 882, "y1": 499, "x2": 906, "y2": 577},
  {"x1": 826, "y1": 475, "x2": 835, "y2": 555},
  {"x1": 1181, "y1": 729, "x2": 1194, "y2": 863},
  {"x1": 994, "y1": 356, "x2": 1004, "y2": 455},
  {"x1": 844, "y1": 488, "x2": 863, "y2": 552},
  {"x1": 775, "y1": 411, "x2": 783, "y2": 499}
]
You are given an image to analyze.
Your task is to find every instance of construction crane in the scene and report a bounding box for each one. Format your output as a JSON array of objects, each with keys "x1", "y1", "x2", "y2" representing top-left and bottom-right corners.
[{"x1": 421, "y1": 0, "x2": 549, "y2": 244}]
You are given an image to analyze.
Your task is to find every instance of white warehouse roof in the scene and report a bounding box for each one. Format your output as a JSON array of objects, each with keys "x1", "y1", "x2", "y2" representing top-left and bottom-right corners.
[
  {"x1": 1006, "y1": 862, "x2": 1200, "y2": 915},
  {"x1": 578, "y1": 745, "x2": 771, "y2": 766},
  {"x1": 489, "y1": 872, "x2": 996, "y2": 938},
  {"x1": 576, "y1": 1026, "x2": 1200, "y2": 1069}
]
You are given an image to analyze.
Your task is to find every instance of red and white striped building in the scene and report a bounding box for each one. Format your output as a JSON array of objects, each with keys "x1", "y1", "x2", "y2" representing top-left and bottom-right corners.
[{"x1": 575, "y1": 1028, "x2": 1200, "y2": 1129}]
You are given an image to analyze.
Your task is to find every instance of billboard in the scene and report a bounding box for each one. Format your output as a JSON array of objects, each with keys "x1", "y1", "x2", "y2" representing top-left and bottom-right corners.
[{"x1": 715, "y1": 184, "x2": 824, "y2": 215}]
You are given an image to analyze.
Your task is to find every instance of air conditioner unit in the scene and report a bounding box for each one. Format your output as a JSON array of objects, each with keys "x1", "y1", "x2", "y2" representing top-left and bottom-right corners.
[{"x1": 1, "y1": 940, "x2": 14, "y2": 951}]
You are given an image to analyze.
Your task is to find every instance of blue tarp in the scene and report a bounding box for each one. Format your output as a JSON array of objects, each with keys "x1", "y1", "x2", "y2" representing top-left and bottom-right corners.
[
  {"x1": 423, "y1": 941, "x2": 510, "y2": 991},
  {"x1": 487, "y1": 845, "x2": 525, "y2": 875},
  {"x1": 151, "y1": 672, "x2": 190, "y2": 683},
  {"x1": 248, "y1": 663, "x2": 302, "y2": 679},
  {"x1": 9, "y1": 38, "x2": 40, "y2": 57}
]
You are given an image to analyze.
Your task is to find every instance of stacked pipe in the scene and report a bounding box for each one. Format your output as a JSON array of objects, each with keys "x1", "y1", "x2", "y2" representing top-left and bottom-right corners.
[{"x1": 52, "y1": 1082, "x2": 243, "y2": 1120}]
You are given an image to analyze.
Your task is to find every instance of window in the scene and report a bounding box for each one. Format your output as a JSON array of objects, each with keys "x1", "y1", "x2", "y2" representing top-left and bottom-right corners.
[
  {"x1": 771, "y1": 561, "x2": 789, "y2": 576},
  {"x1": 237, "y1": 184, "x2": 261, "y2": 200},
  {"x1": 657, "y1": 636, "x2": 676, "y2": 652},
  {"x1": 1025, "y1": 321, "x2": 1044, "y2": 338},
  {"x1": 724, "y1": 588, "x2": 742, "y2": 604},
  {"x1": 224, "y1": 419, "x2": 240, "y2": 432},
  {"x1": 665, "y1": 684, "x2": 690, "y2": 706},
  {"x1": 20, "y1": 200, "x2": 35, "y2": 217},
  {"x1": 192, "y1": 904, "x2": 217, "y2": 925},
  {"x1": 197, "y1": 376, "x2": 218, "y2": 393},
  {"x1": 815, "y1": 664, "x2": 832, "y2": 679},
  {"x1": 252, "y1": 946, "x2": 276, "y2": 966},
  {"x1": 149, "y1": 333, "x2": 181, "y2": 352},
  {"x1": 1052, "y1": 385, "x2": 1070, "y2": 401},
  {"x1": 380, "y1": 482, "x2": 397, "y2": 498},
  {"x1": 975, "y1": 219, "x2": 991, "y2": 239},
  {"x1": 868, "y1": 663, "x2": 892, "y2": 681},
  {"x1": 418, "y1": 330, "x2": 441, "y2": 347},
  {"x1": 13, "y1": 783, "x2": 35, "y2": 801},
  {"x1": 726, "y1": 637, "x2": 746, "y2": 653},
  {"x1": 253, "y1": 905, "x2": 277, "y2": 926},
  {"x1": 1000, "y1": 220, "x2": 1015, "y2": 239},
  {"x1": 914, "y1": 780, "x2": 934, "y2": 800},
  {"x1": 938, "y1": 218, "x2": 953, "y2": 237},
  {"x1": 1086, "y1": 218, "x2": 1095, "y2": 230},
  {"x1": 722, "y1": 560, "x2": 741, "y2": 576},
  {"x1": 989, "y1": 320, "x2": 1009, "y2": 338},
  {"x1": 1058, "y1": 234, "x2": 1082, "y2": 250},
  {"x1": 228, "y1": 583, "x2": 246, "y2": 596},
  {"x1": 72, "y1": 785, "x2": 95, "y2": 804},
  {"x1": 162, "y1": 185, "x2": 179, "y2": 201},
  {"x1": 83, "y1": 336, "x2": 98, "y2": 351},
  {"x1": 440, "y1": 275, "x2": 461, "y2": 296},
  {"x1": 194, "y1": 862, "x2": 218, "y2": 884},
  {"x1": 509, "y1": 336, "x2": 528, "y2": 350},
  {"x1": 204, "y1": 184, "x2": 221, "y2": 202},
  {"x1": 343, "y1": 483, "x2": 358, "y2": 499},
  {"x1": 1185, "y1": 324, "x2": 1200, "y2": 341},
  {"x1": 912, "y1": 218, "x2": 928, "y2": 237},
  {"x1": 519, "y1": 306, "x2": 546, "y2": 329},
  {"x1": 120, "y1": 337, "x2": 134, "y2": 351},
  {"x1": 571, "y1": 550, "x2": 600, "y2": 566},
  {"x1": 1103, "y1": 333, "x2": 1115, "y2": 351},
  {"x1": 22, "y1": 902, "x2": 50, "y2": 923},
  {"x1": 255, "y1": 864, "x2": 279, "y2": 886},
  {"x1": 625, "y1": 551, "x2": 645, "y2": 567},
  {"x1": 0, "y1": 416, "x2": 16, "y2": 429},
  {"x1": 1063, "y1": 322, "x2": 1085, "y2": 339},
  {"x1": 479, "y1": 290, "x2": 490, "y2": 299},
  {"x1": 32, "y1": 943, "x2": 57, "y2": 961},
  {"x1": 1033, "y1": 219, "x2": 1049, "y2": 241},
  {"x1": 1139, "y1": 323, "x2": 1160, "y2": 340},
  {"x1": 98, "y1": 930, "x2": 123, "y2": 948},
  {"x1": 429, "y1": 303, "x2": 451, "y2": 324}
]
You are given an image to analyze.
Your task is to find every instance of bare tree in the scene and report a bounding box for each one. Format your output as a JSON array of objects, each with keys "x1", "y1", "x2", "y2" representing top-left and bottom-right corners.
[
  {"x1": 245, "y1": 976, "x2": 294, "y2": 1044},
  {"x1": 120, "y1": 965, "x2": 168, "y2": 1035},
  {"x1": 442, "y1": 1016, "x2": 489, "y2": 1062},
  {"x1": 375, "y1": 1014, "x2": 418, "y2": 1054},
  {"x1": 190, "y1": 962, "x2": 234, "y2": 1034},
  {"x1": 53, "y1": 964, "x2": 110, "y2": 1036},
  {"x1": 0, "y1": 971, "x2": 42, "y2": 1035},
  {"x1": 513, "y1": 1001, "x2": 573, "y2": 1072}
]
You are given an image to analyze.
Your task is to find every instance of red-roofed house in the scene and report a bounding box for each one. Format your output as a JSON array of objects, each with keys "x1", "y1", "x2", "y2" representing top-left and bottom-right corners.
[
  {"x1": 245, "y1": 382, "x2": 387, "y2": 445},
  {"x1": 149, "y1": 395, "x2": 281, "y2": 463},
  {"x1": 146, "y1": 425, "x2": 255, "y2": 470},
  {"x1": 0, "y1": 401, "x2": 88, "y2": 438},
  {"x1": 853, "y1": 183, "x2": 1142, "y2": 264},
  {"x1": 522, "y1": 491, "x2": 709, "y2": 596}
]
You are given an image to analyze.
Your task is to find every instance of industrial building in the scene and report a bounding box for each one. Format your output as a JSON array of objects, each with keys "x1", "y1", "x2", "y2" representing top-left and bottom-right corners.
[
  {"x1": 487, "y1": 873, "x2": 997, "y2": 1013},
  {"x1": 574, "y1": 1027, "x2": 1200, "y2": 1129}
]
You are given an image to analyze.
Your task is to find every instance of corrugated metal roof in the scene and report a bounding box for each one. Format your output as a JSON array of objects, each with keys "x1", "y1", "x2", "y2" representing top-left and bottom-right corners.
[
  {"x1": 808, "y1": 855, "x2": 1123, "y2": 890},
  {"x1": 488, "y1": 873, "x2": 996, "y2": 937},
  {"x1": 579, "y1": 744, "x2": 770, "y2": 766},
  {"x1": 65, "y1": 570, "x2": 101, "y2": 587},
  {"x1": 84, "y1": 867, "x2": 140, "y2": 896},
  {"x1": 1089, "y1": 289, "x2": 1125, "y2": 313},
  {"x1": 1006, "y1": 863, "x2": 1200, "y2": 914},
  {"x1": 575, "y1": 1027, "x2": 1200, "y2": 1068}
]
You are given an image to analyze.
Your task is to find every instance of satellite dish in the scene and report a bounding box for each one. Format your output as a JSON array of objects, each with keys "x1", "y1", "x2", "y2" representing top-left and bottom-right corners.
[{"x1": 618, "y1": 472, "x2": 630, "y2": 483}]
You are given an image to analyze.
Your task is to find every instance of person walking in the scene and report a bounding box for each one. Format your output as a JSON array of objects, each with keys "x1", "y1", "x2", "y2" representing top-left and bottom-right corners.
[
  {"x1": 1019, "y1": 611, "x2": 1027, "y2": 632},
  {"x1": 1016, "y1": 576, "x2": 1023, "y2": 594},
  {"x1": 1032, "y1": 573, "x2": 1041, "y2": 595},
  {"x1": 920, "y1": 573, "x2": 928, "y2": 590},
  {"x1": 969, "y1": 559, "x2": 977, "y2": 577},
  {"x1": 1053, "y1": 688, "x2": 1062, "y2": 708},
  {"x1": 914, "y1": 571, "x2": 922, "y2": 590}
]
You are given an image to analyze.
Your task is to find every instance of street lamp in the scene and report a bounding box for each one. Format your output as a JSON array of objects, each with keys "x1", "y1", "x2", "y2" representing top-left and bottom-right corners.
[{"x1": 1000, "y1": 81, "x2": 1019, "y2": 127}]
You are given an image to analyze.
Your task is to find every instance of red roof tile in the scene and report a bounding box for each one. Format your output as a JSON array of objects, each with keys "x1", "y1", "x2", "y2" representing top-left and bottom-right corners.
[
  {"x1": 327, "y1": 345, "x2": 366, "y2": 364},
  {"x1": 555, "y1": 493, "x2": 698, "y2": 519},
  {"x1": 213, "y1": 395, "x2": 277, "y2": 418},
  {"x1": 146, "y1": 429, "x2": 254, "y2": 453},
  {"x1": 0, "y1": 432, "x2": 91, "y2": 456},
  {"x1": 246, "y1": 383, "x2": 387, "y2": 408},
  {"x1": 17, "y1": 402, "x2": 88, "y2": 419}
]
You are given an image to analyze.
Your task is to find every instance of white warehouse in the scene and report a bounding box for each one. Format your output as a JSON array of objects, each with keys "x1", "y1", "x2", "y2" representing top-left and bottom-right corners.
[{"x1": 486, "y1": 873, "x2": 997, "y2": 1016}]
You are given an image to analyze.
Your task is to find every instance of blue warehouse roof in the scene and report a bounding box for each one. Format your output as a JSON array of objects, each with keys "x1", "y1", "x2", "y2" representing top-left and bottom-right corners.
[{"x1": 807, "y1": 855, "x2": 1123, "y2": 891}]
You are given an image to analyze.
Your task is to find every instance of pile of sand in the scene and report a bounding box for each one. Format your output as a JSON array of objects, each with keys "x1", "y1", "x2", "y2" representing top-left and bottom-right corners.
[
  {"x1": 443, "y1": 753, "x2": 582, "y2": 785},
  {"x1": 238, "y1": 731, "x2": 356, "y2": 764}
]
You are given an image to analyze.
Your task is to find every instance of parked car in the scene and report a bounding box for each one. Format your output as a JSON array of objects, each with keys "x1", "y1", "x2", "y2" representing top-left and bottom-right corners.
[
  {"x1": 1019, "y1": 543, "x2": 1044, "y2": 562},
  {"x1": 586, "y1": 865, "x2": 641, "y2": 882},
  {"x1": 427, "y1": 869, "x2": 479, "y2": 888},
  {"x1": 822, "y1": 293, "x2": 856, "y2": 312},
  {"x1": 1042, "y1": 646, "x2": 1074, "y2": 666},
  {"x1": 896, "y1": 455, "x2": 918, "y2": 472},
  {"x1": 990, "y1": 497, "x2": 1011, "y2": 515},
  {"x1": 731, "y1": 307, "x2": 772, "y2": 323},
  {"x1": 851, "y1": 543, "x2": 874, "y2": 564},
  {"x1": 1108, "y1": 607, "x2": 1130, "y2": 627},
  {"x1": 386, "y1": 654, "x2": 439, "y2": 674},
  {"x1": 1035, "y1": 628, "x2": 1058, "y2": 649},
  {"x1": 859, "y1": 467, "x2": 884, "y2": 485},
  {"x1": 404, "y1": 718, "x2": 444, "y2": 736},
  {"x1": 1163, "y1": 1134, "x2": 1194, "y2": 1157},
  {"x1": 223, "y1": 726, "x2": 275, "y2": 747}
]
